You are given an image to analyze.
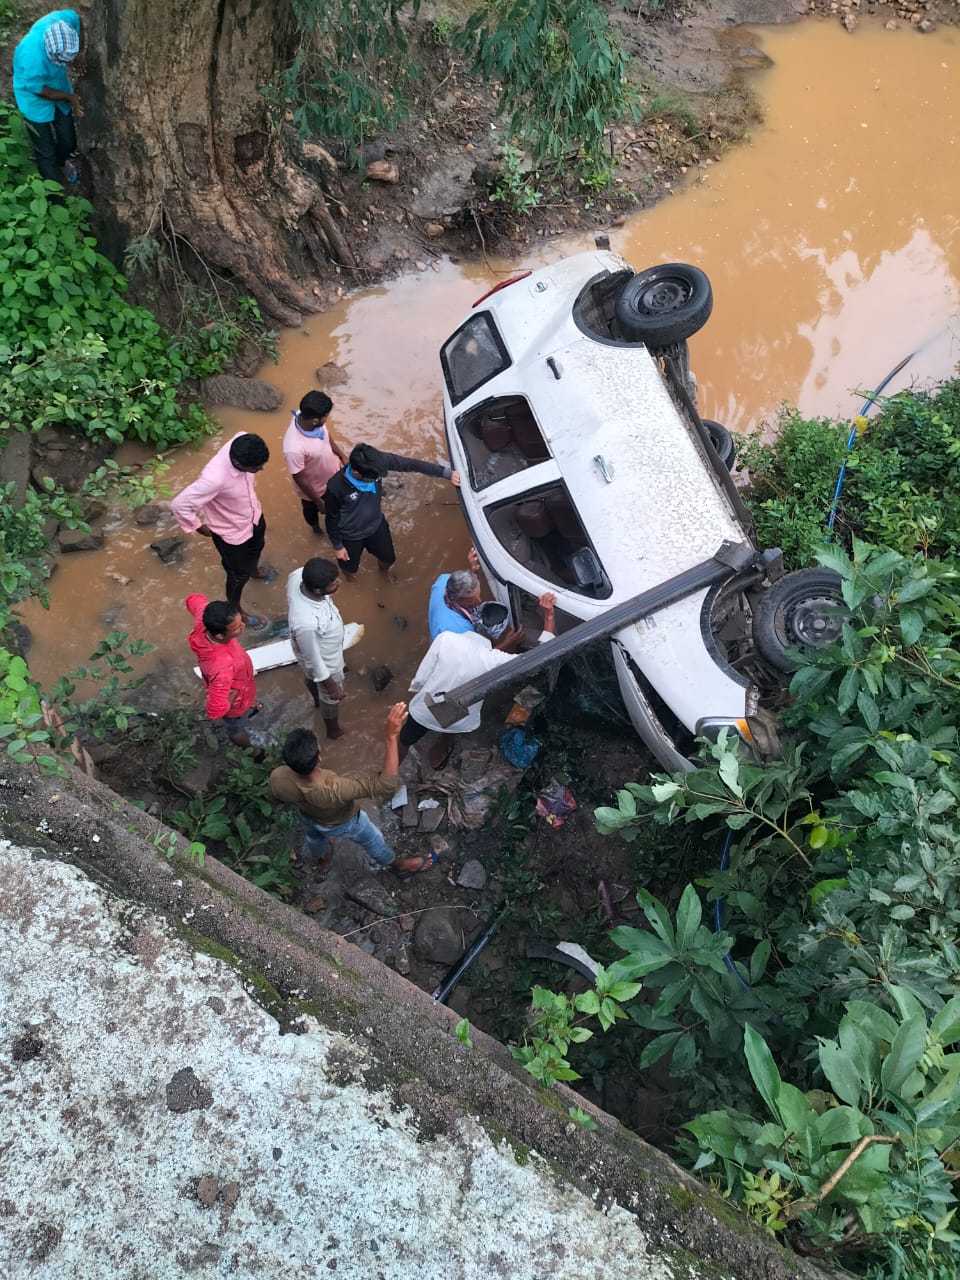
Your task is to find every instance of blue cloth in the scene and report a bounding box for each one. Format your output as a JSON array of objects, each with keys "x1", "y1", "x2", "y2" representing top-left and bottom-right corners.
[
  {"x1": 428, "y1": 573, "x2": 475, "y2": 641},
  {"x1": 301, "y1": 809, "x2": 394, "y2": 868},
  {"x1": 13, "y1": 9, "x2": 80, "y2": 123},
  {"x1": 344, "y1": 465, "x2": 377, "y2": 494},
  {"x1": 293, "y1": 412, "x2": 327, "y2": 440}
]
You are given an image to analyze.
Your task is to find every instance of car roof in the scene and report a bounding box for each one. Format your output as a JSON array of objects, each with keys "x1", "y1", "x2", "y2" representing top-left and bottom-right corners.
[{"x1": 471, "y1": 259, "x2": 749, "y2": 601}]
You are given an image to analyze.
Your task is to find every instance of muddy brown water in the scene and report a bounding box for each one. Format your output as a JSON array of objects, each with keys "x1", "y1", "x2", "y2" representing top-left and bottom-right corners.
[{"x1": 21, "y1": 17, "x2": 960, "y2": 772}]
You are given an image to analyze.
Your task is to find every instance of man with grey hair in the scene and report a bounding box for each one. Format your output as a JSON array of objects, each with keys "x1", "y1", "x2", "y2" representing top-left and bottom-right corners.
[{"x1": 428, "y1": 548, "x2": 485, "y2": 641}]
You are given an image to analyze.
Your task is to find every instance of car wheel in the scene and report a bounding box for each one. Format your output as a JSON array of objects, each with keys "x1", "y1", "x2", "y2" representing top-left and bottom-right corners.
[
  {"x1": 753, "y1": 569, "x2": 849, "y2": 673},
  {"x1": 702, "y1": 418, "x2": 736, "y2": 470},
  {"x1": 614, "y1": 263, "x2": 713, "y2": 346}
]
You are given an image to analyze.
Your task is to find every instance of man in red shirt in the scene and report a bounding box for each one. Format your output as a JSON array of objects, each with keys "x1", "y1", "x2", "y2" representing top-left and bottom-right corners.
[{"x1": 186, "y1": 594, "x2": 260, "y2": 748}]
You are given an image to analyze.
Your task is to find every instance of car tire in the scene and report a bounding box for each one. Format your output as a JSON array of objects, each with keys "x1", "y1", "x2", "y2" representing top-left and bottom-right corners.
[
  {"x1": 702, "y1": 418, "x2": 736, "y2": 470},
  {"x1": 614, "y1": 263, "x2": 713, "y2": 346},
  {"x1": 753, "y1": 569, "x2": 848, "y2": 673}
]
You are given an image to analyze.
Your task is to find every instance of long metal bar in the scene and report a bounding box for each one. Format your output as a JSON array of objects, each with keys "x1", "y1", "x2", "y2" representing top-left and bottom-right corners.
[{"x1": 425, "y1": 540, "x2": 760, "y2": 727}]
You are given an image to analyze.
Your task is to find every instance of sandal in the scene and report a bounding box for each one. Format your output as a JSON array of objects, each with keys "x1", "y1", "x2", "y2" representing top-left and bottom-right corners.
[
  {"x1": 394, "y1": 849, "x2": 438, "y2": 880},
  {"x1": 253, "y1": 565, "x2": 278, "y2": 584},
  {"x1": 242, "y1": 614, "x2": 270, "y2": 631}
]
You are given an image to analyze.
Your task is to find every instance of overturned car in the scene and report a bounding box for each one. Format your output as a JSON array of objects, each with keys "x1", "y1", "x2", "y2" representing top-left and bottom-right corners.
[{"x1": 437, "y1": 250, "x2": 846, "y2": 772}]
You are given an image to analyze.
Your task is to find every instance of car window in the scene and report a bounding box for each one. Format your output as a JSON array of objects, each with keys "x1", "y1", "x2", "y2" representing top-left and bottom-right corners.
[
  {"x1": 441, "y1": 312, "x2": 511, "y2": 406},
  {"x1": 456, "y1": 396, "x2": 550, "y2": 490},
  {"x1": 485, "y1": 483, "x2": 612, "y2": 600}
]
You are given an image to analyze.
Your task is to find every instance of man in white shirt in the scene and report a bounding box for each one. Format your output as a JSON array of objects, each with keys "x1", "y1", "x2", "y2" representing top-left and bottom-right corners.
[
  {"x1": 399, "y1": 593, "x2": 556, "y2": 769},
  {"x1": 287, "y1": 558, "x2": 348, "y2": 739}
]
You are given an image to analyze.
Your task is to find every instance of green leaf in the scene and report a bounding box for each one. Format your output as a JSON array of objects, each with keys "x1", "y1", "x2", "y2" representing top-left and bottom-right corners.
[
  {"x1": 815, "y1": 1106, "x2": 871, "y2": 1147},
  {"x1": 743, "y1": 1024, "x2": 781, "y2": 1119},
  {"x1": 880, "y1": 1013, "x2": 927, "y2": 1096},
  {"x1": 674, "y1": 884, "x2": 702, "y2": 952},
  {"x1": 819, "y1": 1039, "x2": 863, "y2": 1107}
]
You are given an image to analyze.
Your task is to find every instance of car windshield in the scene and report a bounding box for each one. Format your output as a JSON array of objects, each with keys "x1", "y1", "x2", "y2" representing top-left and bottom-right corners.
[{"x1": 441, "y1": 312, "x2": 510, "y2": 405}]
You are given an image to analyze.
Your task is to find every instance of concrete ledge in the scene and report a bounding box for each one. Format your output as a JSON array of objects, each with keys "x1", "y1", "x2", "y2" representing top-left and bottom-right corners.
[{"x1": 0, "y1": 757, "x2": 831, "y2": 1279}]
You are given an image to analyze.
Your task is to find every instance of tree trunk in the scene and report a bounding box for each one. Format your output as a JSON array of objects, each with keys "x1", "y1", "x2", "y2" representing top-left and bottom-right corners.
[{"x1": 82, "y1": 0, "x2": 353, "y2": 325}]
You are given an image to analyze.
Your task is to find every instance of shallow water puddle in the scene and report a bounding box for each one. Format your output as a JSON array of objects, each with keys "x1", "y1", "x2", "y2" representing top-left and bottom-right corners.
[{"x1": 22, "y1": 17, "x2": 960, "y2": 770}]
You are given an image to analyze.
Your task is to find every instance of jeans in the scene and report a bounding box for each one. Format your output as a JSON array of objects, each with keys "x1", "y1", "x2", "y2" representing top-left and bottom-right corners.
[
  {"x1": 302, "y1": 809, "x2": 394, "y2": 868},
  {"x1": 24, "y1": 110, "x2": 76, "y2": 183}
]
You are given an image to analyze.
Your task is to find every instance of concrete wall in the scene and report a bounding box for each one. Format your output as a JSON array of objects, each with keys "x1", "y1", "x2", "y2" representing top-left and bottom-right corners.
[{"x1": 0, "y1": 756, "x2": 833, "y2": 1279}]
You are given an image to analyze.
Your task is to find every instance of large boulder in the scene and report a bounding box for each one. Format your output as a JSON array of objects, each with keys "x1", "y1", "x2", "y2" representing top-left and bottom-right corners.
[
  {"x1": 58, "y1": 528, "x2": 105, "y2": 553},
  {"x1": 199, "y1": 375, "x2": 283, "y2": 412},
  {"x1": 413, "y1": 906, "x2": 479, "y2": 965}
]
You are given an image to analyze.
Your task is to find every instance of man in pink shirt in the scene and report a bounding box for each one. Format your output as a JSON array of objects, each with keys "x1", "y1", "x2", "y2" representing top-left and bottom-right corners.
[
  {"x1": 185, "y1": 594, "x2": 260, "y2": 748},
  {"x1": 283, "y1": 391, "x2": 347, "y2": 536},
  {"x1": 171, "y1": 433, "x2": 275, "y2": 630}
]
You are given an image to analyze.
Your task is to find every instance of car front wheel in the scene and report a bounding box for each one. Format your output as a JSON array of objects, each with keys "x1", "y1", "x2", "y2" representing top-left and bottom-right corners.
[
  {"x1": 615, "y1": 263, "x2": 713, "y2": 346},
  {"x1": 753, "y1": 569, "x2": 848, "y2": 673}
]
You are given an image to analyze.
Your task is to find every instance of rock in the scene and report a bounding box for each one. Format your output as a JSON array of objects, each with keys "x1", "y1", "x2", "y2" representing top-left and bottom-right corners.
[
  {"x1": 0, "y1": 429, "x2": 31, "y2": 502},
  {"x1": 425, "y1": 223, "x2": 445, "y2": 238},
  {"x1": 9, "y1": 622, "x2": 31, "y2": 657},
  {"x1": 394, "y1": 943, "x2": 411, "y2": 975},
  {"x1": 370, "y1": 665, "x2": 393, "y2": 693},
  {"x1": 58, "y1": 528, "x2": 105, "y2": 553},
  {"x1": 359, "y1": 938, "x2": 377, "y2": 955},
  {"x1": 178, "y1": 755, "x2": 220, "y2": 796},
  {"x1": 392, "y1": 615, "x2": 407, "y2": 631},
  {"x1": 401, "y1": 800, "x2": 420, "y2": 829},
  {"x1": 165, "y1": 1066, "x2": 213, "y2": 1113},
  {"x1": 918, "y1": 17, "x2": 935, "y2": 30},
  {"x1": 842, "y1": 12, "x2": 857, "y2": 29},
  {"x1": 345, "y1": 879, "x2": 398, "y2": 917},
  {"x1": 220, "y1": 1181, "x2": 240, "y2": 1208},
  {"x1": 82, "y1": 497, "x2": 107, "y2": 523},
  {"x1": 365, "y1": 159, "x2": 400, "y2": 183},
  {"x1": 199, "y1": 374, "x2": 283, "y2": 412},
  {"x1": 413, "y1": 907, "x2": 476, "y2": 964},
  {"x1": 456, "y1": 859, "x2": 487, "y2": 890},
  {"x1": 420, "y1": 803, "x2": 446, "y2": 834},
  {"x1": 229, "y1": 338, "x2": 266, "y2": 378},
  {"x1": 196, "y1": 1175, "x2": 219, "y2": 1208},
  {"x1": 133, "y1": 503, "x2": 162, "y2": 526},
  {"x1": 316, "y1": 361, "x2": 349, "y2": 387},
  {"x1": 304, "y1": 895, "x2": 326, "y2": 914},
  {"x1": 149, "y1": 535, "x2": 185, "y2": 566}
]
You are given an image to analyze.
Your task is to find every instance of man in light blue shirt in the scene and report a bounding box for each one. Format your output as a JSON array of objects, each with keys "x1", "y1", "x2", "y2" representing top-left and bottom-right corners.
[
  {"x1": 13, "y1": 9, "x2": 85, "y2": 184},
  {"x1": 427, "y1": 548, "x2": 485, "y2": 641}
]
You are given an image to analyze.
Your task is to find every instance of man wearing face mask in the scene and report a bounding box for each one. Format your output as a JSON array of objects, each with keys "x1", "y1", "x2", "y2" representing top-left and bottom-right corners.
[
  {"x1": 13, "y1": 9, "x2": 86, "y2": 185},
  {"x1": 323, "y1": 442, "x2": 460, "y2": 581},
  {"x1": 282, "y1": 391, "x2": 347, "y2": 537},
  {"x1": 427, "y1": 548, "x2": 488, "y2": 641},
  {"x1": 398, "y1": 593, "x2": 556, "y2": 770}
]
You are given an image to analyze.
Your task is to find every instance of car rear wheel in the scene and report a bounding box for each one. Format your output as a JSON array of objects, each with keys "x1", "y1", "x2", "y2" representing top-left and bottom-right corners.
[
  {"x1": 702, "y1": 418, "x2": 736, "y2": 470},
  {"x1": 615, "y1": 263, "x2": 713, "y2": 346},
  {"x1": 753, "y1": 569, "x2": 848, "y2": 673}
]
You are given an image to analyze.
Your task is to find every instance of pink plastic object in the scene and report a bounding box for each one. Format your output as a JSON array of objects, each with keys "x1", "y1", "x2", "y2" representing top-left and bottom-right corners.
[{"x1": 535, "y1": 778, "x2": 576, "y2": 828}]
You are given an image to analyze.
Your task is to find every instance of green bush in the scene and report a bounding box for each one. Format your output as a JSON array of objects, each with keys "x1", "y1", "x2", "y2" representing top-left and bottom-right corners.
[
  {"x1": 0, "y1": 103, "x2": 214, "y2": 448},
  {"x1": 741, "y1": 380, "x2": 960, "y2": 569}
]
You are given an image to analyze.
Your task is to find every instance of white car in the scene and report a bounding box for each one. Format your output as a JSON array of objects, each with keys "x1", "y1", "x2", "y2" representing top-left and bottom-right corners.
[{"x1": 438, "y1": 249, "x2": 846, "y2": 771}]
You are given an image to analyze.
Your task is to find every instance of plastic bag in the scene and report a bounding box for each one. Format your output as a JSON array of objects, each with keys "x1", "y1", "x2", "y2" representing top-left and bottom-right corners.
[
  {"x1": 535, "y1": 778, "x2": 576, "y2": 828},
  {"x1": 498, "y1": 727, "x2": 540, "y2": 769}
]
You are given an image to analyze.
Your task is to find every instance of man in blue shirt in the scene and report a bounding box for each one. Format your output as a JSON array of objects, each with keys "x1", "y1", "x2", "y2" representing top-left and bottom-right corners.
[
  {"x1": 13, "y1": 9, "x2": 85, "y2": 184},
  {"x1": 428, "y1": 548, "x2": 485, "y2": 640}
]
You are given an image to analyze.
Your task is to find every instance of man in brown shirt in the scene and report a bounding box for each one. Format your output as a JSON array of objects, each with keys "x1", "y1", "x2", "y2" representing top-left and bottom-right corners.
[{"x1": 269, "y1": 702, "x2": 436, "y2": 878}]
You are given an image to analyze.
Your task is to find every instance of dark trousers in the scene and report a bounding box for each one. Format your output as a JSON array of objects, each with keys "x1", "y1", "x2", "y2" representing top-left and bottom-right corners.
[
  {"x1": 211, "y1": 516, "x2": 266, "y2": 607},
  {"x1": 301, "y1": 498, "x2": 323, "y2": 530},
  {"x1": 24, "y1": 111, "x2": 76, "y2": 184},
  {"x1": 339, "y1": 517, "x2": 396, "y2": 575}
]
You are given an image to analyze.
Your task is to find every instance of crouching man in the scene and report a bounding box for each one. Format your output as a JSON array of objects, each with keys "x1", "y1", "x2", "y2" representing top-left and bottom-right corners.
[{"x1": 268, "y1": 702, "x2": 437, "y2": 879}]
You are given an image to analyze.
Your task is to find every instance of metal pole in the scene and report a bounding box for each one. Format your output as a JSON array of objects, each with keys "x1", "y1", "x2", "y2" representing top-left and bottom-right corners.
[{"x1": 425, "y1": 540, "x2": 765, "y2": 728}]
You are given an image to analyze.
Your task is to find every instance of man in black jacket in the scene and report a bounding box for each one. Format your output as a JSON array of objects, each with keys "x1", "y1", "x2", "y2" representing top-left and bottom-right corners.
[{"x1": 325, "y1": 443, "x2": 460, "y2": 580}]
